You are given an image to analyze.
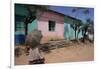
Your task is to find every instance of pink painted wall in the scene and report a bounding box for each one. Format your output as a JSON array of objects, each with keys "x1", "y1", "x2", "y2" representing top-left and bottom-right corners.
[{"x1": 37, "y1": 11, "x2": 64, "y2": 41}]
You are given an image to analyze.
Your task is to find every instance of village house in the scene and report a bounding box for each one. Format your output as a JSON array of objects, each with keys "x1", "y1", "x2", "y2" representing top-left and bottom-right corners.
[{"x1": 15, "y1": 4, "x2": 82, "y2": 44}]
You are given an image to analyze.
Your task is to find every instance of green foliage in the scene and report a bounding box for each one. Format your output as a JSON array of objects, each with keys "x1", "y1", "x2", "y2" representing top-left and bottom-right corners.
[
  {"x1": 70, "y1": 19, "x2": 82, "y2": 40},
  {"x1": 70, "y1": 7, "x2": 91, "y2": 40},
  {"x1": 22, "y1": 4, "x2": 49, "y2": 36}
]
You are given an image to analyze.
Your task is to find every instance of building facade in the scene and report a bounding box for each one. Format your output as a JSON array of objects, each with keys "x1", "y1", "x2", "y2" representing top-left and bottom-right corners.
[{"x1": 15, "y1": 4, "x2": 82, "y2": 44}]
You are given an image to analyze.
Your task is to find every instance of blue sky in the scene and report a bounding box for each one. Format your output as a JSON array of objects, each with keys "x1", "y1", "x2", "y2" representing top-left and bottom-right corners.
[{"x1": 49, "y1": 5, "x2": 94, "y2": 23}]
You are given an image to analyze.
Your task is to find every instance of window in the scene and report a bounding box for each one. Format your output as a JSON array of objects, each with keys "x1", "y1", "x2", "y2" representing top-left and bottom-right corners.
[{"x1": 48, "y1": 20, "x2": 56, "y2": 31}]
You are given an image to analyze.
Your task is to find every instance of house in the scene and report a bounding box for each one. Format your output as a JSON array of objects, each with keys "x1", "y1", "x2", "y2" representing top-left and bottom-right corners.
[
  {"x1": 36, "y1": 10, "x2": 64, "y2": 42},
  {"x1": 15, "y1": 4, "x2": 82, "y2": 44}
]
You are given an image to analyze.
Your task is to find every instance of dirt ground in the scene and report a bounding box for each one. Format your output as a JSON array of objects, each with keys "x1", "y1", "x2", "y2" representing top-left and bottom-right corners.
[{"x1": 15, "y1": 42, "x2": 94, "y2": 65}]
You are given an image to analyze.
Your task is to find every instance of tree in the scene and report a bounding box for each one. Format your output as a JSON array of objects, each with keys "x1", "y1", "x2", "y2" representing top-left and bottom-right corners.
[
  {"x1": 71, "y1": 7, "x2": 83, "y2": 40},
  {"x1": 23, "y1": 4, "x2": 49, "y2": 36},
  {"x1": 70, "y1": 19, "x2": 82, "y2": 40},
  {"x1": 81, "y1": 18, "x2": 93, "y2": 42},
  {"x1": 71, "y1": 8, "x2": 93, "y2": 41},
  {"x1": 81, "y1": 9, "x2": 93, "y2": 42}
]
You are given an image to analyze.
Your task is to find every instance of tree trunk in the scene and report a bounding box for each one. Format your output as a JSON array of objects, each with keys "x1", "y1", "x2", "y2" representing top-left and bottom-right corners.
[
  {"x1": 25, "y1": 23, "x2": 28, "y2": 36},
  {"x1": 77, "y1": 29, "x2": 80, "y2": 40},
  {"x1": 77, "y1": 32, "x2": 79, "y2": 40},
  {"x1": 75, "y1": 30, "x2": 77, "y2": 40}
]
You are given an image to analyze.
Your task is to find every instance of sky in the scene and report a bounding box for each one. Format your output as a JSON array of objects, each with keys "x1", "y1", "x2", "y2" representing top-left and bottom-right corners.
[{"x1": 49, "y1": 5, "x2": 94, "y2": 23}]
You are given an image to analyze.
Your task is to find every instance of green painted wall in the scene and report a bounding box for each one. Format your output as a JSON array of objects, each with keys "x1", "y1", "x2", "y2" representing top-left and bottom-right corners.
[
  {"x1": 64, "y1": 23, "x2": 74, "y2": 40},
  {"x1": 28, "y1": 19, "x2": 37, "y2": 34},
  {"x1": 15, "y1": 4, "x2": 38, "y2": 35},
  {"x1": 15, "y1": 19, "x2": 37, "y2": 35},
  {"x1": 64, "y1": 23, "x2": 82, "y2": 40},
  {"x1": 15, "y1": 4, "x2": 28, "y2": 16},
  {"x1": 15, "y1": 22, "x2": 25, "y2": 35},
  {"x1": 64, "y1": 16, "x2": 82, "y2": 40}
]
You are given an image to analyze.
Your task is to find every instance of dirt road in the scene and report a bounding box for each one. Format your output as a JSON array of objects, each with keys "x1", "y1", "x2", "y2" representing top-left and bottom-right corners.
[{"x1": 15, "y1": 42, "x2": 94, "y2": 65}]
